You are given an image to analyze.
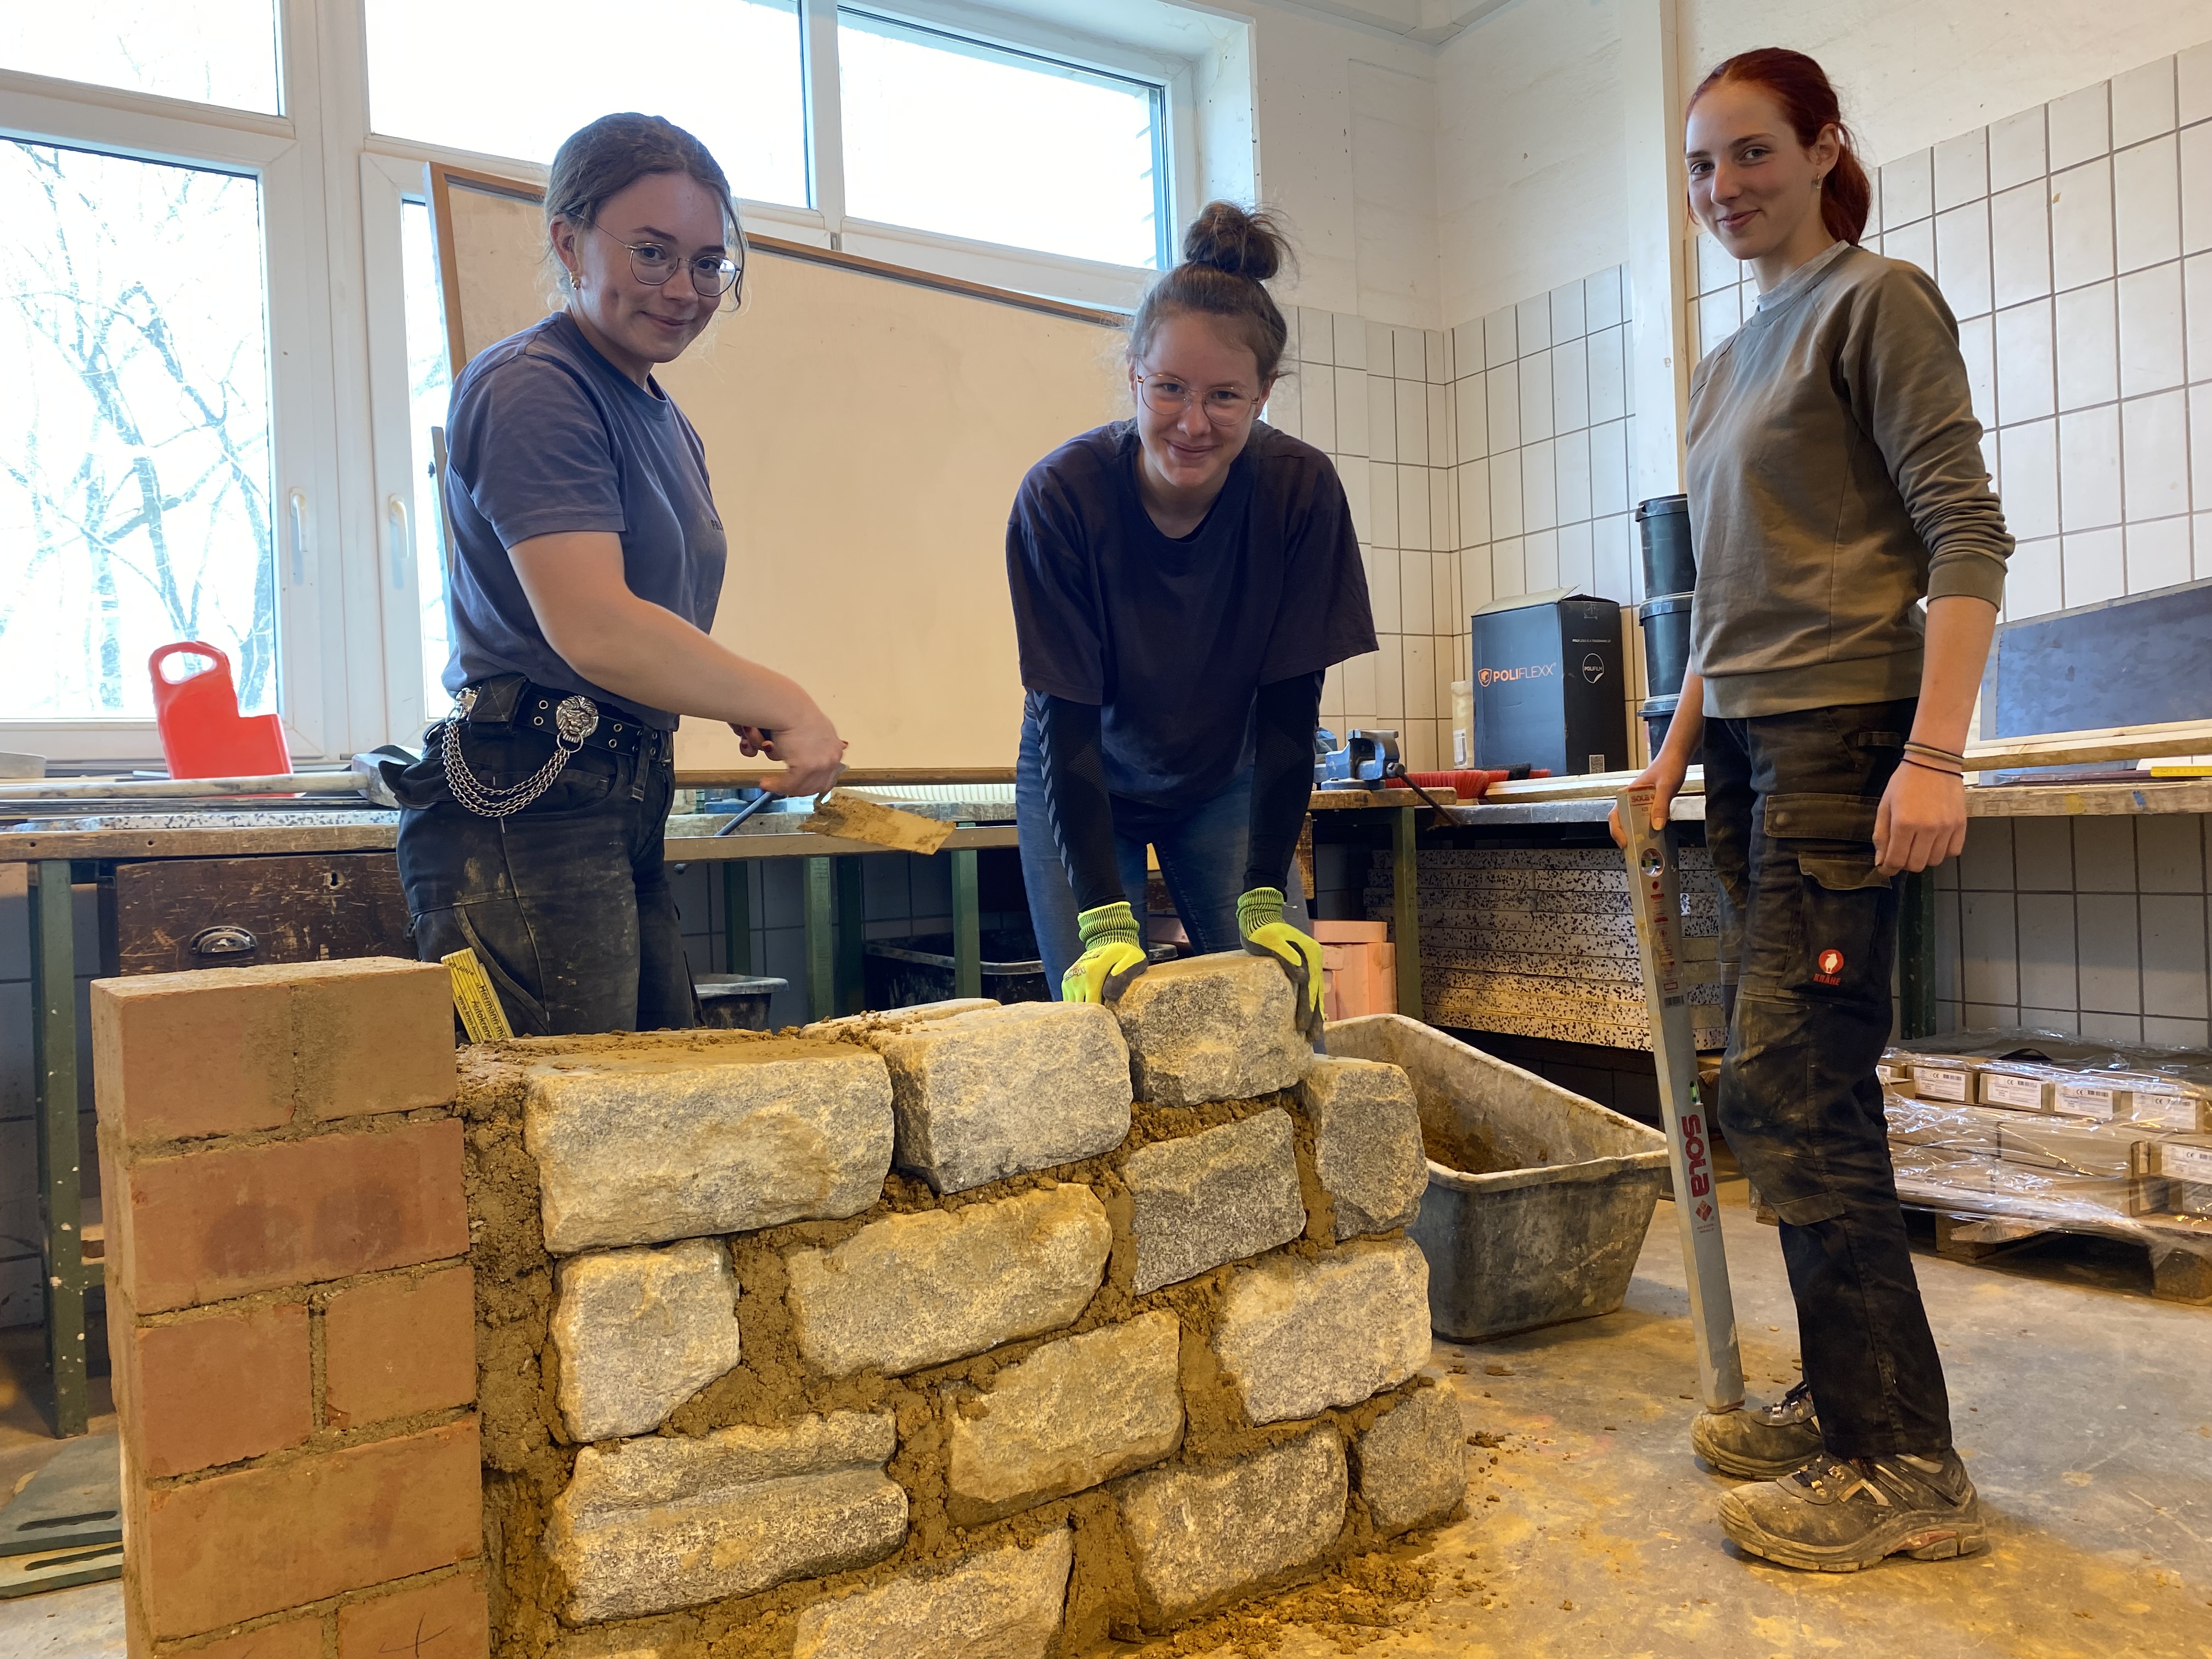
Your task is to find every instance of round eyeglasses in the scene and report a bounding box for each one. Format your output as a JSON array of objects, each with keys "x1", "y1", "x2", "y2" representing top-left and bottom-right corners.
[
  {"x1": 589, "y1": 221, "x2": 741, "y2": 299},
  {"x1": 1134, "y1": 372, "x2": 1265, "y2": 425}
]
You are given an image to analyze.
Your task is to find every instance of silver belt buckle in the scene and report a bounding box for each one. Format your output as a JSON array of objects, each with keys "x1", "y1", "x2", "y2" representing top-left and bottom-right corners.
[{"x1": 555, "y1": 695, "x2": 600, "y2": 745}]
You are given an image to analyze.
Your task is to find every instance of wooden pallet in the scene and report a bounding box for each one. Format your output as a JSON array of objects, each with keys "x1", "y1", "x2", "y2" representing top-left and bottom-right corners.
[{"x1": 1910, "y1": 1206, "x2": 2212, "y2": 1306}]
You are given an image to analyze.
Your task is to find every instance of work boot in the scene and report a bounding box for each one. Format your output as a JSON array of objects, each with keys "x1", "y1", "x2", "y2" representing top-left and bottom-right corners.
[
  {"x1": 1690, "y1": 1380, "x2": 1822, "y2": 1479},
  {"x1": 1719, "y1": 1449, "x2": 1986, "y2": 1572}
]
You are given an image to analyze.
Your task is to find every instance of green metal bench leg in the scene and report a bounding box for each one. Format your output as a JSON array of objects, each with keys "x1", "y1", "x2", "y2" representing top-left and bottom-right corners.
[
  {"x1": 32, "y1": 862, "x2": 88, "y2": 1438},
  {"x1": 951, "y1": 848, "x2": 981, "y2": 1001},
  {"x1": 722, "y1": 863, "x2": 752, "y2": 975},
  {"x1": 1392, "y1": 807, "x2": 1421, "y2": 1021},
  {"x1": 804, "y1": 857, "x2": 836, "y2": 1023},
  {"x1": 836, "y1": 857, "x2": 865, "y2": 1015}
]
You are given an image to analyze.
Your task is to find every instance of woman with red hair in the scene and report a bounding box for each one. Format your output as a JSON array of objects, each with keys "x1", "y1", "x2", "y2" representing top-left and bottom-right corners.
[{"x1": 1618, "y1": 49, "x2": 2010, "y2": 1570}]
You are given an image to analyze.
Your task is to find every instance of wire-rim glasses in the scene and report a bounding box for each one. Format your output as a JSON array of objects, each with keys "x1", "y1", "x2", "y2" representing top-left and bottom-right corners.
[
  {"x1": 588, "y1": 221, "x2": 741, "y2": 299},
  {"x1": 1133, "y1": 371, "x2": 1265, "y2": 425}
]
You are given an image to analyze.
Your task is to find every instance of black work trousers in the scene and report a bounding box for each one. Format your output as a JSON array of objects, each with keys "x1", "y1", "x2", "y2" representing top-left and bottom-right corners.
[
  {"x1": 1705, "y1": 698, "x2": 1951, "y2": 1460},
  {"x1": 394, "y1": 716, "x2": 696, "y2": 1036}
]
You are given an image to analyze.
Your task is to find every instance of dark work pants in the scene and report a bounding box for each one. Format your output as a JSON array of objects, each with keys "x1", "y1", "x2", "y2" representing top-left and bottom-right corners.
[
  {"x1": 1704, "y1": 698, "x2": 1951, "y2": 1459},
  {"x1": 394, "y1": 721, "x2": 696, "y2": 1036}
]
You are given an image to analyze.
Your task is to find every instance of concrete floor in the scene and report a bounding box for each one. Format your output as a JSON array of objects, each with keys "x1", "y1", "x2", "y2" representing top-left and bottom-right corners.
[{"x1": 2, "y1": 1178, "x2": 2207, "y2": 1659}]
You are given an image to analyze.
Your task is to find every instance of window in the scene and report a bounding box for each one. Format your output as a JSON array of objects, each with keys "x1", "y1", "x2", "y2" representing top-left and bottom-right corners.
[
  {"x1": 837, "y1": 10, "x2": 1166, "y2": 269},
  {"x1": 0, "y1": 143, "x2": 278, "y2": 720},
  {"x1": 363, "y1": 0, "x2": 809, "y2": 210},
  {"x1": 399, "y1": 201, "x2": 454, "y2": 717},
  {"x1": 0, "y1": 0, "x2": 280, "y2": 113}
]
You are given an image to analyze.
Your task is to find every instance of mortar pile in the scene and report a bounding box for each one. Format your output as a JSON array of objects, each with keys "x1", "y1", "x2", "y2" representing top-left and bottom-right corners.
[{"x1": 459, "y1": 953, "x2": 1466, "y2": 1659}]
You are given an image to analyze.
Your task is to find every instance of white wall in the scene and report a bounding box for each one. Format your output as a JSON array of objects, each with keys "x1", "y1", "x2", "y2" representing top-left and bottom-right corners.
[
  {"x1": 1677, "y1": 0, "x2": 2212, "y2": 166},
  {"x1": 1435, "y1": 0, "x2": 1632, "y2": 331}
]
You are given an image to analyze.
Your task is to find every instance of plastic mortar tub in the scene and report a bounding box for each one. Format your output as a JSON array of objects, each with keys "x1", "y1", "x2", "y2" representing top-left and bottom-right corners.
[{"x1": 1328, "y1": 1014, "x2": 1672, "y2": 1341}]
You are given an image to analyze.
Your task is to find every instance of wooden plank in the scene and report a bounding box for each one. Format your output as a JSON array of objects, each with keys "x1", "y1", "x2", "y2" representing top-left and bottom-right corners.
[
  {"x1": 664, "y1": 825, "x2": 1019, "y2": 861},
  {"x1": 0, "y1": 826, "x2": 400, "y2": 861},
  {"x1": 1963, "y1": 717, "x2": 2212, "y2": 770},
  {"x1": 1963, "y1": 779, "x2": 2212, "y2": 817}
]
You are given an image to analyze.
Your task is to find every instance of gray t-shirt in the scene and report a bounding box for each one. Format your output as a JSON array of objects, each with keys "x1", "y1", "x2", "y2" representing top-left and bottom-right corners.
[
  {"x1": 442, "y1": 311, "x2": 726, "y2": 730},
  {"x1": 1685, "y1": 241, "x2": 2011, "y2": 718}
]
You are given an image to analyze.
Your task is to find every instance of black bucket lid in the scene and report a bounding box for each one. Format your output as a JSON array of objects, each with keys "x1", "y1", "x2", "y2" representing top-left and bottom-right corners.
[
  {"x1": 1639, "y1": 693, "x2": 1681, "y2": 716},
  {"x1": 1634, "y1": 494, "x2": 1689, "y2": 522}
]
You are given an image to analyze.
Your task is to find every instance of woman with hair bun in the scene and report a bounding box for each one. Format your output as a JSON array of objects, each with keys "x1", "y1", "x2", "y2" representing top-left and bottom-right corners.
[
  {"x1": 393, "y1": 114, "x2": 843, "y2": 1034},
  {"x1": 1006, "y1": 202, "x2": 1375, "y2": 1021},
  {"x1": 1614, "y1": 49, "x2": 2011, "y2": 1569}
]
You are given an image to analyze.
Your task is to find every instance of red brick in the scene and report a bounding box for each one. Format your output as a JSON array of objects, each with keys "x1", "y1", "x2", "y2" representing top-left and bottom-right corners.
[
  {"x1": 137, "y1": 1418, "x2": 481, "y2": 1640},
  {"x1": 288, "y1": 959, "x2": 456, "y2": 1123},
  {"x1": 94, "y1": 972, "x2": 294, "y2": 1143},
  {"x1": 168, "y1": 1617, "x2": 326, "y2": 1659},
  {"x1": 336, "y1": 1568, "x2": 487, "y2": 1659},
  {"x1": 119, "y1": 1119, "x2": 469, "y2": 1313},
  {"x1": 129, "y1": 1301, "x2": 311, "y2": 1476},
  {"x1": 92, "y1": 961, "x2": 454, "y2": 1148},
  {"x1": 325, "y1": 1267, "x2": 477, "y2": 1430}
]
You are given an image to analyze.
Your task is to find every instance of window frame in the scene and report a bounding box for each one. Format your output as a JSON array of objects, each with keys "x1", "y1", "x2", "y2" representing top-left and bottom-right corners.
[{"x1": 0, "y1": 6, "x2": 360, "y2": 766}]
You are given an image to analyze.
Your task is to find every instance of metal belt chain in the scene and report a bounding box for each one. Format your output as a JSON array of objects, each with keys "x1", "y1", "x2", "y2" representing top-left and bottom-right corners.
[{"x1": 440, "y1": 691, "x2": 600, "y2": 819}]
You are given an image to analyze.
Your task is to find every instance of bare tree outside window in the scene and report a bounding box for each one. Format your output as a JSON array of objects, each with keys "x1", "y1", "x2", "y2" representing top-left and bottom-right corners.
[{"x1": 1, "y1": 142, "x2": 278, "y2": 719}]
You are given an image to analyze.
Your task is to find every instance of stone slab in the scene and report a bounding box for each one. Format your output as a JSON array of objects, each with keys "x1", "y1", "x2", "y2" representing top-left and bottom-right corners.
[
  {"x1": 1113, "y1": 953, "x2": 1311, "y2": 1106},
  {"x1": 868, "y1": 1002, "x2": 1133, "y2": 1193},
  {"x1": 1297, "y1": 1058, "x2": 1429, "y2": 1239},
  {"x1": 1122, "y1": 1110, "x2": 1306, "y2": 1294},
  {"x1": 791, "y1": 1528, "x2": 1072, "y2": 1659},
  {"x1": 524, "y1": 1041, "x2": 893, "y2": 1254},
  {"x1": 1117, "y1": 1426, "x2": 1346, "y2": 1626},
  {"x1": 947, "y1": 1311, "x2": 1182, "y2": 1525},
  {"x1": 551, "y1": 1238, "x2": 742, "y2": 1443},
  {"x1": 802, "y1": 1000, "x2": 999, "y2": 1040},
  {"x1": 1211, "y1": 1238, "x2": 1431, "y2": 1424},
  {"x1": 548, "y1": 1413, "x2": 905, "y2": 1623},
  {"x1": 786, "y1": 1184, "x2": 1111, "y2": 1377},
  {"x1": 1355, "y1": 1386, "x2": 1466, "y2": 1534}
]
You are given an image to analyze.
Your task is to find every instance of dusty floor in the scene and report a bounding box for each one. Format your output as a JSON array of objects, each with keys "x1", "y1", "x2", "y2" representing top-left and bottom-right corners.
[{"x1": 2, "y1": 1176, "x2": 2207, "y2": 1659}]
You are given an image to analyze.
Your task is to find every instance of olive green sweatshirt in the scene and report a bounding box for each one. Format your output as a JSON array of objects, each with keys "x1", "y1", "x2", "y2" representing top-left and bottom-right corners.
[{"x1": 1685, "y1": 240, "x2": 2012, "y2": 718}]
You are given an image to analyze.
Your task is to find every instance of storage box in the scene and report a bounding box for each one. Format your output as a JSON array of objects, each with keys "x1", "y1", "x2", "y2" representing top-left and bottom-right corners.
[
  {"x1": 1908, "y1": 1060, "x2": 1978, "y2": 1104},
  {"x1": 1876, "y1": 1054, "x2": 1918, "y2": 1098},
  {"x1": 1469, "y1": 589, "x2": 1629, "y2": 776},
  {"x1": 1884, "y1": 1100, "x2": 2010, "y2": 1154},
  {"x1": 1997, "y1": 1119, "x2": 2144, "y2": 1180},
  {"x1": 1978, "y1": 1063, "x2": 2059, "y2": 1112}
]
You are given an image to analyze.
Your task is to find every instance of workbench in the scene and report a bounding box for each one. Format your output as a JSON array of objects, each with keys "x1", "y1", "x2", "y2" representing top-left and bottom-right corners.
[{"x1": 12, "y1": 770, "x2": 2207, "y2": 1435}]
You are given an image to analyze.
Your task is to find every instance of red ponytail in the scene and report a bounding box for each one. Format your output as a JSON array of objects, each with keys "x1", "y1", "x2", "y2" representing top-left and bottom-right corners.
[{"x1": 1690, "y1": 48, "x2": 1871, "y2": 246}]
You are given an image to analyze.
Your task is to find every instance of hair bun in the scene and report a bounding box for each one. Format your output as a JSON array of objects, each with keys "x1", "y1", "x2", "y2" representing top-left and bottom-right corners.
[{"x1": 1180, "y1": 201, "x2": 1285, "y2": 283}]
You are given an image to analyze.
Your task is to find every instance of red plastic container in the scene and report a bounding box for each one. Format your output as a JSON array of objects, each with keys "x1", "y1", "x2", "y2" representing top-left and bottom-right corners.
[{"x1": 149, "y1": 642, "x2": 290, "y2": 781}]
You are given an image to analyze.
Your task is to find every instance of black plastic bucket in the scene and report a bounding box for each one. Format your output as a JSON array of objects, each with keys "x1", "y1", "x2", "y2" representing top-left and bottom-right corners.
[
  {"x1": 1634, "y1": 495, "x2": 1695, "y2": 596},
  {"x1": 1637, "y1": 592, "x2": 1694, "y2": 701},
  {"x1": 1639, "y1": 693, "x2": 1680, "y2": 755}
]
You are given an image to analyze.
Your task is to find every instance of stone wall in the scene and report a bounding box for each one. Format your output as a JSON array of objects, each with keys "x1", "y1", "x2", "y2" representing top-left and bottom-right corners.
[
  {"x1": 463, "y1": 953, "x2": 1464, "y2": 1659},
  {"x1": 93, "y1": 958, "x2": 486, "y2": 1659}
]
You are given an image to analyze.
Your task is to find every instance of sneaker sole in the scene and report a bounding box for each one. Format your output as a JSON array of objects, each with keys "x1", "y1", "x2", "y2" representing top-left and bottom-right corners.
[
  {"x1": 1718, "y1": 1491, "x2": 1988, "y2": 1573},
  {"x1": 1689, "y1": 1419, "x2": 1824, "y2": 1483}
]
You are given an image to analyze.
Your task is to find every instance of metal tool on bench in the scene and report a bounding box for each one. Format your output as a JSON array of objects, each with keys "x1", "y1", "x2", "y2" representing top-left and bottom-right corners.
[
  {"x1": 1313, "y1": 727, "x2": 1401, "y2": 790},
  {"x1": 1617, "y1": 783, "x2": 1746, "y2": 1416}
]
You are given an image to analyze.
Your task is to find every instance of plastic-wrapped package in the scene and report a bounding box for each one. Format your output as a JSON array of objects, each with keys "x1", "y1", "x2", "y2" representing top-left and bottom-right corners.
[{"x1": 1877, "y1": 1030, "x2": 2212, "y2": 1260}]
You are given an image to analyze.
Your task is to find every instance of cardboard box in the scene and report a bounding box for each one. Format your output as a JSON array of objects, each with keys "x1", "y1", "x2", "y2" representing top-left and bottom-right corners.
[
  {"x1": 1908, "y1": 1060, "x2": 1977, "y2": 1104},
  {"x1": 2130, "y1": 1132, "x2": 2212, "y2": 1187},
  {"x1": 1997, "y1": 1119, "x2": 2145, "y2": 1181},
  {"x1": 2123, "y1": 1081, "x2": 2212, "y2": 1132},
  {"x1": 1884, "y1": 1101, "x2": 2008, "y2": 1154},
  {"x1": 1876, "y1": 1054, "x2": 1918, "y2": 1098},
  {"x1": 1978, "y1": 1063, "x2": 2059, "y2": 1112}
]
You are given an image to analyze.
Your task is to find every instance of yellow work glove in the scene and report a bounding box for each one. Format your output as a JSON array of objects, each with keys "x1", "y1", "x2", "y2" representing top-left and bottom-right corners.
[
  {"x1": 1062, "y1": 900, "x2": 1149, "y2": 1005},
  {"x1": 1238, "y1": 887, "x2": 1325, "y2": 1045}
]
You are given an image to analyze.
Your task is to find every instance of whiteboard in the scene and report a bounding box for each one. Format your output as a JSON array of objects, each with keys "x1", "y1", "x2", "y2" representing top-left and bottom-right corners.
[{"x1": 429, "y1": 167, "x2": 1127, "y2": 773}]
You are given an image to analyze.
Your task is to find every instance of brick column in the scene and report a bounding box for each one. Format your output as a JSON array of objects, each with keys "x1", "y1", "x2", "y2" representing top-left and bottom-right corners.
[{"x1": 93, "y1": 960, "x2": 486, "y2": 1659}]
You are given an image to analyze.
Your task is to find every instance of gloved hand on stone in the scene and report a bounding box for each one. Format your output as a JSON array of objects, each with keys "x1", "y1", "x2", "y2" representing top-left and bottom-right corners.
[
  {"x1": 1062, "y1": 900, "x2": 1149, "y2": 1005},
  {"x1": 1238, "y1": 886, "x2": 1325, "y2": 1044}
]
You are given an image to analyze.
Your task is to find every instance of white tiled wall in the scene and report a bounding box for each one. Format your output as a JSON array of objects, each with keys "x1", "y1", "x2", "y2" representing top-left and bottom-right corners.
[
  {"x1": 1689, "y1": 45, "x2": 2212, "y2": 616},
  {"x1": 1934, "y1": 815, "x2": 2212, "y2": 1047},
  {"x1": 1263, "y1": 307, "x2": 1458, "y2": 772},
  {"x1": 1265, "y1": 268, "x2": 1659, "y2": 778}
]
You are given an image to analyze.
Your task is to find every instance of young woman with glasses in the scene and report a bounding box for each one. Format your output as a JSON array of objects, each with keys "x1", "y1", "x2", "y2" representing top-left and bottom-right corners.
[
  {"x1": 1006, "y1": 201, "x2": 1376, "y2": 1022},
  {"x1": 1613, "y1": 49, "x2": 2011, "y2": 1570},
  {"x1": 391, "y1": 113, "x2": 842, "y2": 1035}
]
